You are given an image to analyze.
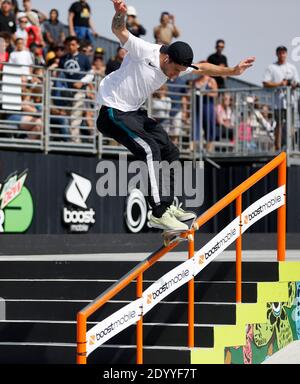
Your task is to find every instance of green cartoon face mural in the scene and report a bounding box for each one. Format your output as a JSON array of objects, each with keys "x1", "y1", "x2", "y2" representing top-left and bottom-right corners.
[
  {"x1": 226, "y1": 282, "x2": 300, "y2": 364},
  {"x1": 254, "y1": 283, "x2": 295, "y2": 350}
]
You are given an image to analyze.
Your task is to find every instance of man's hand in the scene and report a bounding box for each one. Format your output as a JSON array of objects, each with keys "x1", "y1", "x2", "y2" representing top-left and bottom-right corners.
[
  {"x1": 112, "y1": 0, "x2": 127, "y2": 14},
  {"x1": 232, "y1": 57, "x2": 256, "y2": 76}
]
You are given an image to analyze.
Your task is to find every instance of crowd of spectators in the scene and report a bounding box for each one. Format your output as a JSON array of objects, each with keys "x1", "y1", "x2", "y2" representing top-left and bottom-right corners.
[{"x1": 0, "y1": 0, "x2": 298, "y2": 152}]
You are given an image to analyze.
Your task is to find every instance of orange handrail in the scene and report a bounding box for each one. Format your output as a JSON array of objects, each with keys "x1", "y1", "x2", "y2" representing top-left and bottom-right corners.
[{"x1": 77, "y1": 152, "x2": 286, "y2": 364}]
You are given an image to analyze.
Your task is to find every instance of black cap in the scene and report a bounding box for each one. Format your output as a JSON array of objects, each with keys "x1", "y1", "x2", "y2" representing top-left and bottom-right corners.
[
  {"x1": 160, "y1": 41, "x2": 198, "y2": 69},
  {"x1": 276, "y1": 46, "x2": 287, "y2": 54}
]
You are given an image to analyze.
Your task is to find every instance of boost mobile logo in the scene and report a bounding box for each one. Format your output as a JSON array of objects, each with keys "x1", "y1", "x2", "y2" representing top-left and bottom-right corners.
[
  {"x1": 148, "y1": 270, "x2": 190, "y2": 302},
  {"x1": 63, "y1": 173, "x2": 95, "y2": 232},
  {"x1": 245, "y1": 195, "x2": 282, "y2": 223}
]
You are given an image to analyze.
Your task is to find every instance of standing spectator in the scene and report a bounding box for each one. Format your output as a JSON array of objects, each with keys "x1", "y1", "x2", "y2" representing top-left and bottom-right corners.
[
  {"x1": 11, "y1": 0, "x2": 19, "y2": 15},
  {"x1": 15, "y1": 12, "x2": 28, "y2": 43},
  {"x1": 126, "y1": 5, "x2": 146, "y2": 38},
  {"x1": 263, "y1": 46, "x2": 300, "y2": 150},
  {"x1": 216, "y1": 92, "x2": 235, "y2": 140},
  {"x1": 152, "y1": 84, "x2": 172, "y2": 134},
  {"x1": 22, "y1": 0, "x2": 46, "y2": 26},
  {"x1": 153, "y1": 11, "x2": 180, "y2": 45},
  {"x1": 207, "y1": 39, "x2": 228, "y2": 89},
  {"x1": 68, "y1": 0, "x2": 98, "y2": 44},
  {"x1": 105, "y1": 46, "x2": 126, "y2": 75},
  {"x1": 80, "y1": 40, "x2": 93, "y2": 64},
  {"x1": 59, "y1": 36, "x2": 92, "y2": 143},
  {"x1": 43, "y1": 9, "x2": 65, "y2": 50},
  {"x1": 0, "y1": 0, "x2": 16, "y2": 36}
]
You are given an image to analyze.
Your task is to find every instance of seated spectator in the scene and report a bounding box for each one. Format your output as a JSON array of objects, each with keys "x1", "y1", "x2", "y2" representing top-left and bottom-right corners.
[
  {"x1": 80, "y1": 40, "x2": 93, "y2": 64},
  {"x1": 154, "y1": 12, "x2": 180, "y2": 45},
  {"x1": 9, "y1": 37, "x2": 33, "y2": 75},
  {"x1": 126, "y1": 5, "x2": 146, "y2": 38},
  {"x1": 43, "y1": 9, "x2": 65, "y2": 50},
  {"x1": 105, "y1": 46, "x2": 126, "y2": 75},
  {"x1": 26, "y1": 24, "x2": 44, "y2": 49},
  {"x1": 216, "y1": 92, "x2": 235, "y2": 141},
  {"x1": 152, "y1": 84, "x2": 172, "y2": 133},
  {"x1": 92, "y1": 51, "x2": 106, "y2": 77},
  {"x1": 0, "y1": 31, "x2": 10, "y2": 69},
  {"x1": 68, "y1": 0, "x2": 98, "y2": 44},
  {"x1": 53, "y1": 44, "x2": 65, "y2": 60},
  {"x1": 7, "y1": 86, "x2": 42, "y2": 140},
  {"x1": 29, "y1": 41, "x2": 45, "y2": 66},
  {"x1": 0, "y1": 0, "x2": 17, "y2": 36},
  {"x1": 15, "y1": 12, "x2": 28, "y2": 43}
]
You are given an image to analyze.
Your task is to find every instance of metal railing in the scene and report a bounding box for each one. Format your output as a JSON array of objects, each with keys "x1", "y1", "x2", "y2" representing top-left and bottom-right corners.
[
  {"x1": 1, "y1": 62, "x2": 300, "y2": 164},
  {"x1": 76, "y1": 152, "x2": 287, "y2": 364}
]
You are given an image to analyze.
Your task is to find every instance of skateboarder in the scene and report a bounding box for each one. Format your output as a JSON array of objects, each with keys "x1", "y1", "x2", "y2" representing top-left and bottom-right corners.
[{"x1": 96, "y1": 0, "x2": 255, "y2": 231}]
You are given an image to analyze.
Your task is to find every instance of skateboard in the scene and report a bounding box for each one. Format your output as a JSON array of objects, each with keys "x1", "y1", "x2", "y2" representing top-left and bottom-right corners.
[{"x1": 162, "y1": 218, "x2": 197, "y2": 246}]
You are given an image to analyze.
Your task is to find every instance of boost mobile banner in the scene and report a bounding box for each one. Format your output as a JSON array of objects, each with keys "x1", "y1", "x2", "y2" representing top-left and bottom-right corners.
[
  {"x1": 142, "y1": 258, "x2": 194, "y2": 315},
  {"x1": 241, "y1": 185, "x2": 285, "y2": 233},
  {"x1": 86, "y1": 298, "x2": 143, "y2": 356}
]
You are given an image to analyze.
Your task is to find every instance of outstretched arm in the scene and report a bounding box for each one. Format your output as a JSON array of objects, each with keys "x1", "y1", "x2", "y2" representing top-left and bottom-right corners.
[
  {"x1": 111, "y1": 0, "x2": 129, "y2": 45},
  {"x1": 193, "y1": 57, "x2": 256, "y2": 77}
]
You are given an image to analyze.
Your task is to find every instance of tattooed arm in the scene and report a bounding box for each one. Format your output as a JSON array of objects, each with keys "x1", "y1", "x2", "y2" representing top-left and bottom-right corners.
[{"x1": 111, "y1": 0, "x2": 129, "y2": 45}]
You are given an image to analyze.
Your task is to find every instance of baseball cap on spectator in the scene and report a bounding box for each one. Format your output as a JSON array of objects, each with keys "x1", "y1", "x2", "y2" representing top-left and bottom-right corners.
[
  {"x1": 276, "y1": 46, "x2": 288, "y2": 54},
  {"x1": 160, "y1": 41, "x2": 198, "y2": 69},
  {"x1": 127, "y1": 5, "x2": 137, "y2": 16},
  {"x1": 46, "y1": 51, "x2": 56, "y2": 64},
  {"x1": 95, "y1": 47, "x2": 105, "y2": 55}
]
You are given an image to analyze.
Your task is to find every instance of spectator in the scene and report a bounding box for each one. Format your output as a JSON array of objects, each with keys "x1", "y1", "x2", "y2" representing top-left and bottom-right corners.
[
  {"x1": 263, "y1": 46, "x2": 300, "y2": 150},
  {"x1": 154, "y1": 11, "x2": 180, "y2": 45},
  {"x1": 7, "y1": 86, "x2": 42, "y2": 140},
  {"x1": 0, "y1": 31, "x2": 10, "y2": 68},
  {"x1": 207, "y1": 39, "x2": 228, "y2": 89},
  {"x1": 9, "y1": 37, "x2": 33, "y2": 73},
  {"x1": 167, "y1": 77, "x2": 188, "y2": 144},
  {"x1": 0, "y1": 0, "x2": 17, "y2": 36},
  {"x1": 11, "y1": 0, "x2": 19, "y2": 15},
  {"x1": 68, "y1": 0, "x2": 98, "y2": 44},
  {"x1": 105, "y1": 46, "x2": 126, "y2": 75},
  {"x1": 43, "y1": 9, "x2": 65, "y2": 50},
  {"x1": 59, "y1": 35, "x2": 92, "y2": 143},
  {"x1": 216, "y1": 92, "x2": 235, "y2": 141},
  {"x1": 152, "y1": 84, "x2": 172, "y2": 134},
  {"x1": 21, "y1": 0, "x2": 46, "y2": 26},
  {"x1": 92, "y1": 50, "x2": 106, "y2": 77},
  {"x1": 15, "y1": 12, "x2": 28, "y2": 43},
  {"x1": 192, "y1": 69, "x2": 218, "y2": 151},
  {"x1": 53, "y1": 44, "x2": 65, "y2": 60},
  {"x1": 29, "y1": 41, "x2": 45, "y2": 66},
  {"x1": 26, "y1": 23, "x2": 44, "y2": 49},
  {"x1": 126, "y1": 5, "x2": 146, "y2": 38},
  {"x1": 80, "y1": 40, "x2": 93, "y2": 64}
]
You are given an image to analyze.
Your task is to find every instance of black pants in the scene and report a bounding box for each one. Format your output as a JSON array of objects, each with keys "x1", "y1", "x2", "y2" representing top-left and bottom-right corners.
[{"x1": 97, "y1": 106, "x2": 180, "y2": 217}]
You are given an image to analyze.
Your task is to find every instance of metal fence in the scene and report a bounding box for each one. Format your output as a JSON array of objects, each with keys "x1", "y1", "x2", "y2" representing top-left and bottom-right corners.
[{"x1": 1, "y1": 62, "x2": 300, "y2": 164}]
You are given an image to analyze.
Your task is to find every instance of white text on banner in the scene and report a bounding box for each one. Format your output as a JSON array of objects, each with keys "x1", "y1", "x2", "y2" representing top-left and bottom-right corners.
[
  {"x1": 142, "y1": 258, "x2": 194, "y2": 315},
  {"x1": 241, "y1": 185, "x2": 285, "y2": 233},
  {"x1": 86, "y1": 298, "x2": 143, "y2": 356},
  {"x1": 194, "y1": 217, "x2": 240, "y2": 277}
]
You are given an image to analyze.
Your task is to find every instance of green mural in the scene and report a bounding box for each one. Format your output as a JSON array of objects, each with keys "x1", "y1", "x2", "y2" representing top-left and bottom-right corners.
[{"x1": 225, "y1": 282, "x2": 300, "y2": 364}]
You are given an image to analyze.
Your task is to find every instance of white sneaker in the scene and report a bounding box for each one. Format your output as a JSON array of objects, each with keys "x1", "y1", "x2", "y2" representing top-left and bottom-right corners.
[
  {"x1": 149, "y1": 208, "x2": 189, "y2": 231},
  {"x1": 169, "y1": 203, "x2": 197, "y2": 222}
]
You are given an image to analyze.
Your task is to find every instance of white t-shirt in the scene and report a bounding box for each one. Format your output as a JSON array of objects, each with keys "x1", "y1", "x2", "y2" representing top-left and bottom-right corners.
[
  {"x1": 263, "y1": 61, "x2": 299, "y2": 84},
  {"x1": 9, "y1": 50, "x2": 33, "y2": 67},
  {"x1": 263, "y1": 62, "x2": 299, "y2": 109},
  {"x1": 97, "y1": 33, "x2": 192, "y2": 112}
]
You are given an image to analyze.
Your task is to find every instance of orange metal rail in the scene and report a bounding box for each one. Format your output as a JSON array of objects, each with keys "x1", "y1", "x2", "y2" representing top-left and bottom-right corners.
[{"x1": 77, "y1": 152, "x2": 286, "y2": 364}]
